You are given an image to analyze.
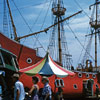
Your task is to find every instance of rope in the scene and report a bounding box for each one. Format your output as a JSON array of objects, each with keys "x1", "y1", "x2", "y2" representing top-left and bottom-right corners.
[
  {"x1": 11, "y1": 0, "x2": 46, "y2": 52},
  {"x1": 74, "y1": 0, "x2": 91, "y2": 19},
  {"x1": 30, "y1": 0, "x2": 50, "y2": 31},
  {"x1": 66, "y1": 23, "x2": 95, "y2": 61},
  {"x1": 77, "y1": 26, "x2": 90, "y2": 65},
  {"x1": 40, "y1": 0, "x2": 53, "y2": 30},
  {"x1": 76, "y1": 36, "x2": 87, "y2": 65},
  {"x1": 32, "y1": 0, "x2": 52, "y2": 48},
  {"x1": 0, "y1": 2, "x2": 49, "y2": 14}
]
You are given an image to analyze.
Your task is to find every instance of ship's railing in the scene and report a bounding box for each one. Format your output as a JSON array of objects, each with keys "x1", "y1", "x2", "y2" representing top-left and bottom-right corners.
[{"x1": 52, "y1": 7, "x2": 66, "y2": 16}]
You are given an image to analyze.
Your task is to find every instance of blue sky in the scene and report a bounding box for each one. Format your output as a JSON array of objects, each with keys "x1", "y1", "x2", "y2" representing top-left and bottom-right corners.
[{"x1": 0, "y1": 0, "x2": 99, "y2": 68}]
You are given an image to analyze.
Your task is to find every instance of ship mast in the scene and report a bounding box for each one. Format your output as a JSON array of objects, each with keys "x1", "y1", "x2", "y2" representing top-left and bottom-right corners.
[
  {"x1": 5, "y1": 0, "x2": 82, "y2": 43},
  {"x1": 89, "y1": 0, "x2": 100, "y2": 69},
  {"x1": 4, "y1": 0, "x2": 81, "y2": 68},
  {"x1": 48, "y1": 0, "x2": 72, "y2": 68},
  {"x1": 52, "y1": 0, "x2": 66, "y2": 64},
  {"x1": 6, "y1": 0, "x2": 18, "y2": 41}
]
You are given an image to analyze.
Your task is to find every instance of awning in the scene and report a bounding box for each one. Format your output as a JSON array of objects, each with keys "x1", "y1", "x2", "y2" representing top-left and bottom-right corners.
[{"x1": 20, "y1": 53, "x2": 75, "y2": 78}]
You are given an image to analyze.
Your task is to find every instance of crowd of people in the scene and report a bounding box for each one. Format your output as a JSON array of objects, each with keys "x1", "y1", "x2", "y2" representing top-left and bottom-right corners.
[{"x1": 12, "y1": 73, "x2": 64, "y2": 100}]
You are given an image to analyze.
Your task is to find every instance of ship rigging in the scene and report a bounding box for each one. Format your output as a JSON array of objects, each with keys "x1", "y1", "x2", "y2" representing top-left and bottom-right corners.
[
  {"x1": 81, "y1": 0, "x2": 100, "y2": 71},
  {"x1": 1, "y1": 0, "x2": 100, "y2": 70},
  {"x1": 2, "y1": 0, "x2": 83, "y2": 69},
  {"x1": 1, "y1": 0, "x2": 100, "y2": 99}
]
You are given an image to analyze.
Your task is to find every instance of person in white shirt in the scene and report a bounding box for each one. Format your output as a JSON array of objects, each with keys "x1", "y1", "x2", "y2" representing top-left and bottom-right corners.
[{"x1": 12, "y1": 73, "x2": 25, "y2": 100}]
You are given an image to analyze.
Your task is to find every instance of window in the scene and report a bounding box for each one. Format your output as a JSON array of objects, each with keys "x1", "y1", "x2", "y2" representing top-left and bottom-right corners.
[
  {"x1": 73, "y1": 84, "x2": 78, "y2": 89},
  {"x1": 86, "y1": 73, "x2": 89, "y2": 78},
  {"x1": 78, "y1": 73, "x2": 82, "y2": 78},
  {"x1": 1, "y1": 51, "x2": 13, "y2": 66},
  {"x1": 26, "y1": 58, "x2": 32, "y2": 64},
  {"x1": 96, "y1": 84, "x2": 98, "y2": 88},
  {"x1": 92, "y1": 74, "x2": 96, "y2": 78},
  {"x1": 55, "y1": 79, "x2": 64, "y2": 87}
]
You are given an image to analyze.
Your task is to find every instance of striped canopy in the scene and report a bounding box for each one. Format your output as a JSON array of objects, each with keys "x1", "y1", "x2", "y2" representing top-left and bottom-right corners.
[{"x1": 19, "y1": 53, "x2": 75, "y2": 78}]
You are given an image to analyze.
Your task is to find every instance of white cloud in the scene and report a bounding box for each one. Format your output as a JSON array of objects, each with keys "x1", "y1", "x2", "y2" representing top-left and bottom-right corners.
[
  {"x1": 34, "y1": 2, "x2": 51, "y2": 9},
  {"x1": 65, "y1": 16, "x2": 89, "y2": 30},
  {"x1": 25, "y1": 13, "x2": 37, "y2": 20}
]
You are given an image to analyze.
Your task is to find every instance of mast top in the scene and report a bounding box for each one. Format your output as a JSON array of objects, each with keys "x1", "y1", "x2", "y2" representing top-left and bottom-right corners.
[
  {"x1": 89, "y1": 0, "x2": 100, "y2": 29},
  {"x1": 52, "y1": 0, "x2": 66, "y2": 16}
]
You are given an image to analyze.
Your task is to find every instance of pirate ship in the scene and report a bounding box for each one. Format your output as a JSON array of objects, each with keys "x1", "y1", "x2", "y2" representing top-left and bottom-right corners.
[{"x1": 0, "y1": 0, "x2": 100, "y2": 99}]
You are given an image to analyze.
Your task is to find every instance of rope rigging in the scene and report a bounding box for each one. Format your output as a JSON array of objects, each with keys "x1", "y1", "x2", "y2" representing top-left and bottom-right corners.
[
  {"x1": 65, "y1": 23, "x2": 95, "y2": 62},
  {"x1": 81, "y1": 35, "x2": 93, "y2": 66},
  {"x1": 30, "y1": 0, "x2": 51, "y2": 51},
  {"x1": 11, "y1": 0, "x2": 46, "y2": 52},
  {"x1": 77, "y1": 25, "x2": 90, "y2": 66},
  {"x1": 3, "y1": 0, "x2": 8, "y2": 37},
  {"x1": 32, "y1": 0, "x2": 53, "y2": 54},
  {"x1": 40, "y1": 0, "x2": 53, "y2": 30},
  {"x1": 47, "y1": 0, "x2": 73, "y2": 68},
  {"x1": 74, "y1": 0, "x2": 91, "y2": 19},
  {"x1": 0, "y1": 1, "x2": 50, "y2": 14},
  {"x1": 3, "y1": 0, "x2": 93, "y2": 68}
]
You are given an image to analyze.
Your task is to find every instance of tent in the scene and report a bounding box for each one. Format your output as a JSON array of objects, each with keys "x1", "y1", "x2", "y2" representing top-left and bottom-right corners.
[{"x1": 19, "y1": 53, "x2": 75, "y2": 78}]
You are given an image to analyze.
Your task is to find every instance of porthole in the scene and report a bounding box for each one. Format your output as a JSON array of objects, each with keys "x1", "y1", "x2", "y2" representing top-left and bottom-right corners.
[
  {"x1": 55, "y1": 79, "x2": 64, "y2": 87},
  {"x1": 73, "y1": 84, "x2": 78, "y2": 89},
  {"x1": 96, "y1": 84, "x2": 98, "y2": 88},
  {"x1": 26, "y1": 58, "x2": 32, "y2": 64},
  {"x1": 92, "y1": 74, "x2": 96, "y2": 79},
  {"x1": 86, "y1": 73, "x2": 89, "y2": 78},
  {"x1": 78, "y1": 73, "x2": 82, "y2": 78}
]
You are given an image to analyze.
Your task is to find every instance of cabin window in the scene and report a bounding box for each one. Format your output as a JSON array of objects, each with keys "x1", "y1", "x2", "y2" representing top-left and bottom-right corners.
[
  {"x1": 1, "y1": 51, "x2": 13, "y2": 66},
  {"x1": 73, "y1": 84, "x2": 78, "y2": 89},
  {"x1": 78, "y1": 73, "x2": 82, "y2": 78},
  {"x1": 86, "y1": 73, "x2": 89, "y2": 78},
  {"x1": 92, "y1": 74, "x2": 96, "y2": 78},
  {"x1": 55, "y1": 79, "x2": 64, "y2": 87},
  {"x1": 27, "y1": 58, "x2": 32, "y2": 64}
]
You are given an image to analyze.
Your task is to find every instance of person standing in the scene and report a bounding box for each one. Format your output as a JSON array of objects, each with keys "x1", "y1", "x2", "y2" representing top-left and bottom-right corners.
[
  {"x1": 28, "y1": 76, "x2": 39, "y2": 100},
  {"x1": 41, "y1": 76, "x2": 52, "y2": 100},
  {"x1": 12, "y1": 73, "x2": 25, "y2": 100},
  {"x1": 54, "y1": 87, "x2": 64, "y2": 100}
]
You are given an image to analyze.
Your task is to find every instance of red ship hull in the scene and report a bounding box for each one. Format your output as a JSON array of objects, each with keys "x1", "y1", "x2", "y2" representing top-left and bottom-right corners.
[{"x1": 0, "y1": 33, "x2": 100, "y2": 99}]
